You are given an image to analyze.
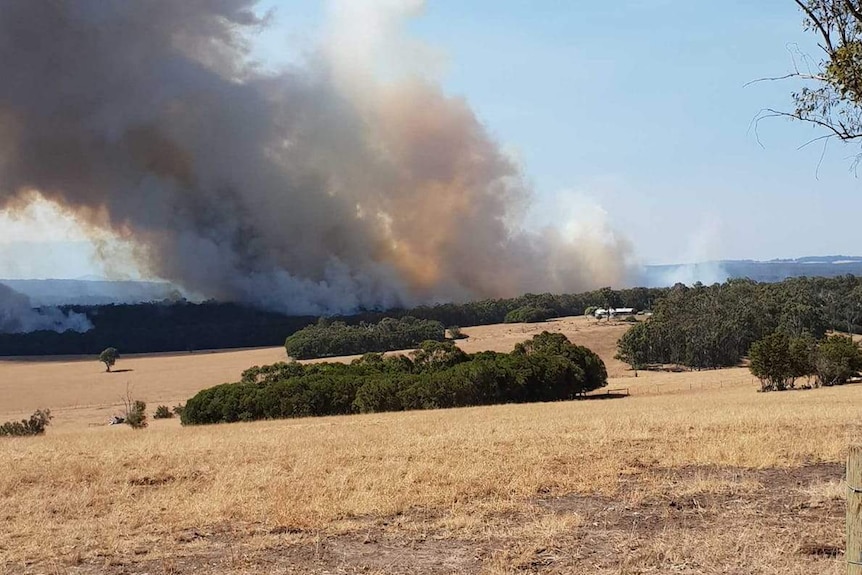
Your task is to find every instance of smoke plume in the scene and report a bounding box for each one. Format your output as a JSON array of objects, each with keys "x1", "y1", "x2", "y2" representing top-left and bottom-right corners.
[
  {"x1": 0, "y1": 0, "x2": 630, "y2": 315},
  {"x1": 0, "y1": 284, "x2": 92, "y2": 334}
]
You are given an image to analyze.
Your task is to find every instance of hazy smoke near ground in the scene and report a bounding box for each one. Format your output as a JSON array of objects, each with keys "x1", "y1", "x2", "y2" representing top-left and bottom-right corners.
[
  {"x1": 0, "y1": 0, "x2": 631, "y2": 315},
  {"x1": 0, "y1": 284, "x2": 92, "y2": 334}
]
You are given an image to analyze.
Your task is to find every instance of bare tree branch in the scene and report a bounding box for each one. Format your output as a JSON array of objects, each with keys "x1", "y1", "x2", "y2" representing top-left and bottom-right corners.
[
  {"x1": 795, "y1": 0, "x2": 836, "y2": 53},
  {"x1": 764, "y1": 106, "x2": 862, "y2": 140},
  {"x1": 744, "y1": 72, "x2": 828, "y2": 87},
  {"x1": 843, "y1": 0, "x2": 862, "y2": 25}
]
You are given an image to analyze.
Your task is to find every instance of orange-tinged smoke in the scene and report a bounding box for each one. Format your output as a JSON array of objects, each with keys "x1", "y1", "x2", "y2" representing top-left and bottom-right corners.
[{"x1": 0, "y1": 0, "x2": 631, "y2": 314}]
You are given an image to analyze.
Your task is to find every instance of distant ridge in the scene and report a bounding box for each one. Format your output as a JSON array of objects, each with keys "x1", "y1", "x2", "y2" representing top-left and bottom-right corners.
[
  {"x1": 0, "y1": 278, "x2": 181, "y2": 306},
  {"x1": 766, "y1": 255, "x2": 862, "y2": 264},
  {"x1": 4, "y1": 255, "x2": 862, "y2": 306},
  {"x1": 642, "y1": 256, "x2": 862, "y2": 287}
]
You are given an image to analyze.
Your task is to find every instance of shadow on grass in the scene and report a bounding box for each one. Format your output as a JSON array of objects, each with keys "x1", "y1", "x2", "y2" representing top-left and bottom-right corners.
[{"x1": 579, "y1": 392, "x2": 629, "y2": 401}]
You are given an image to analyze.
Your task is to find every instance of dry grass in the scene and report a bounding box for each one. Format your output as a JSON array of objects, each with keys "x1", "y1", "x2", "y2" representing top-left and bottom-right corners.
[
  {"x1": 2, "y1": 383, "x2": 859, "y2": 573},
  {"x1": 0, "y1": 346, "x2": 288, "y2": 426},
  {"x1": 0, "y1": 316, "x2": 856, "y2": 573}
]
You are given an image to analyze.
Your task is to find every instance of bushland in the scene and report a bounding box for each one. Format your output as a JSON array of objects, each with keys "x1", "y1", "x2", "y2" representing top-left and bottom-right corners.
[{"x1": 183, "y1": 333, "x2": 608, "y2": 425}]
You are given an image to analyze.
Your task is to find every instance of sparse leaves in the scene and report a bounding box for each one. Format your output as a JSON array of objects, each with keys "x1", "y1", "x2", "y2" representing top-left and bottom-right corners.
[
  {"x1": 121, "y1": 385, "x2": 147, "y2": 429},
  {"x1": 771, "y1": 1, "x2": 862, "y2": 145}
]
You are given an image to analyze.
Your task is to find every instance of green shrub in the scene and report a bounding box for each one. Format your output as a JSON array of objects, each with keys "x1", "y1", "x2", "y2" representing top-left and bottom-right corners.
[
  {"x1": 815, "y1": 335, "x2": 862, "y2": 386},
  {"x1": 99, "y1": 347, "x2": 120, "y2": 372},
  {"x1": 241, "y1": 361, "x2": 305, "y2": 384},
  {"x1": 747, "y1": 332, "x2": 860, "y2": 392},
  {"x1": 353, "y1": 376, "x2": 406, "y2": 413},
  {"x1": 504, "y1": 306, "x2": 555, "y2": 324},
  {"x1": 125, "y1": 400, "x2": 147, "y2": 429},
  {"x1": 183, "y1": 332, "x2": 608, "y2": 425},
  {"x1": 172, "y1": 404, "x2": 185, "y2": 417},
  {"x1": 749, "y1": 332, "x2": 796, "y2": 392},
  {"x1": 0, "y1": 409, "x2": 53, "y2": 437},
  {"x1": 285, "y1": 316, "x2": 446, "y2": 359},
  {"x1": 615, "y1": 279, "x2": 832, "y2": 371},
  {"x1": 447, "y1": 326, "x2": 467, "y2": 340},
  {"x1": 153, "y1": 405, "x2": 173, "y2": 419}
]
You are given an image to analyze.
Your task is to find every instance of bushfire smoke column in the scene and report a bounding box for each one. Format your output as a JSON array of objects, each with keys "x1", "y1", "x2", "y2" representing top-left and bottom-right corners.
[{"x1": 0, "y1": 0, "x2": 631, "y2": 315}]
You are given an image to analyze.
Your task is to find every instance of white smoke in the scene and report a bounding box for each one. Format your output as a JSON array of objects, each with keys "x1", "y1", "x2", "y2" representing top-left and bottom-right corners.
[{"x1": 0, "y1": 284, "x2": 93, "y2": 334}]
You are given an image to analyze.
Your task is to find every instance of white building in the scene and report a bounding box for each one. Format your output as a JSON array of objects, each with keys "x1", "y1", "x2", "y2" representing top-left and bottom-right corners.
[{"x1": 594, "y1": 307, "x2": 636, "y2": 319}]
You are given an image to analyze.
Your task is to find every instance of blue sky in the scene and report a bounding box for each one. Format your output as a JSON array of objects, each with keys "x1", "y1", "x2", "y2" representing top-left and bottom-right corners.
[
  {"x1": 251, "y1": 0, "x2": 860, "y2": 265},
  {"x1": 1, "y1": 0, "x2": 859, "y2": 279}
]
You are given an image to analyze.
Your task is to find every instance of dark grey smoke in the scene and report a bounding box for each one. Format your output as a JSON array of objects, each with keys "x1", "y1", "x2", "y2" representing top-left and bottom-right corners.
[
  {"x1": 0, "y1": 284, "x2": 92, "y2": 334},
  {"x1": 0, "y1": 1, "x2": 630, "y2": 315}
]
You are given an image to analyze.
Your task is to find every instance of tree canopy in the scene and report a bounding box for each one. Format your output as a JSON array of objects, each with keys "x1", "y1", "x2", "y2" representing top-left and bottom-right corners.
[
  {"x1": 749, "y1": 332, "x2": 797, "y2": 391},
  {"x1": 773, "y1": 1, "x2": 862, "y2": 144},
  {"x1": 183, "y1": 333, "x2": 608, "y2": 425},
  {"x1": 284, "y1": 316, "x2": 446, "y2": 359},
  {"x1": 749, "y1": 332, "x2": 861, "y2": 391},
  {"x1": 99, "y1": 347, "x2": 119, "y2": 372},
  {"x1": 616, "y1": 276, "x2": 862, "y2": 371}
]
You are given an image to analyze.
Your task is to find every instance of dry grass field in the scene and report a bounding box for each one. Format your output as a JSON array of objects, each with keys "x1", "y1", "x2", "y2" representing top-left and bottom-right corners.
[{"x1": 0, "y1": 316, "x2": 857, "y2": 574}]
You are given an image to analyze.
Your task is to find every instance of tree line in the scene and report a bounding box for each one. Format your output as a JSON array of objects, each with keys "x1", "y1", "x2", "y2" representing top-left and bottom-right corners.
[
  {"x1": 284, "y1": 316, "x2": 446, "y2": 359},
  {"x1": 0, "y1": 301, "x2": 318, "y2": 356},
  {"x1": 181, "y1": 333, "x2": 608, "y2": 425},
  {"x1": 748, "y1": 332, "x2": 862, "y2": 391},
  {"x1": 0, "y1": 287, "x2": 664, "y2": 356},
  {"x1": 616, "y1": 276, "x2": 862, "y2": 371},
  {"x1": 400, "y1": 287, "x2": 661, "y2": 328},
  {"x1": 5, "y1": 276, "x2": 861, "y2": 359}
]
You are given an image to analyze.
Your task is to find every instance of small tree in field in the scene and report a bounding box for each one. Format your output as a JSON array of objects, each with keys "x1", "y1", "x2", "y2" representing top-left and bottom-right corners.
[
  {"x1": 814, "y1": 335, "x2": 862, "y2": 387},
  {"x1": 789, "y1": 334, "x2": 817, "y2": 387},
  {"x1": 99, "y1": 347, "x2": 119, "y2": 372},
  {"x1": 749, "y1": 332, "x2": 795, "y2": 391}
]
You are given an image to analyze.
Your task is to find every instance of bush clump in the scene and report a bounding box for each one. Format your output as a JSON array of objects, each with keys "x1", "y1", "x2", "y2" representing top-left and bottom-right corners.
[
  {"x1": 153, "y1": 405, "x2": 173, "y2": 419},
  {"x1": 182, "y1": 333, "x2": 608, "y2": 425},
  {"x1": 749, "y1": 332, "x2": 862, "y2": 392},
  {"x1": 504, "y1": 306, "x2": 555, "y2": 324},
  {"x1": 814, "y1": 335, "x2": 862, "y2": 387},
  {"x1": 125, "y1": 400, "x2": 148, "y2": 429},
  {"x1": 284, "y1": 316, "x2": 446, "y2": 360},
  {"x1": 447, "y1": 326, "x2": 467, "y2": 340},
  {"x1": 0, "y1": 409, "x2": 53, "y2": 437}
]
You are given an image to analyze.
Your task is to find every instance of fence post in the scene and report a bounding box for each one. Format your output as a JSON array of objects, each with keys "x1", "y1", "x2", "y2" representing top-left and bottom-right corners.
[{"x1": 848, "y1": 445, "x2": 862, "y2": 574}]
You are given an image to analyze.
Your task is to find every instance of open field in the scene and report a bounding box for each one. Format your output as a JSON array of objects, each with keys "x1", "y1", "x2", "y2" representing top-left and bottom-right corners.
[
  {"x1": 0, "y1": 316, "x2": 857, "y2": 574},
  {"x1": 0, "y1": 316, "x2": 634, "y2": 427}
]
